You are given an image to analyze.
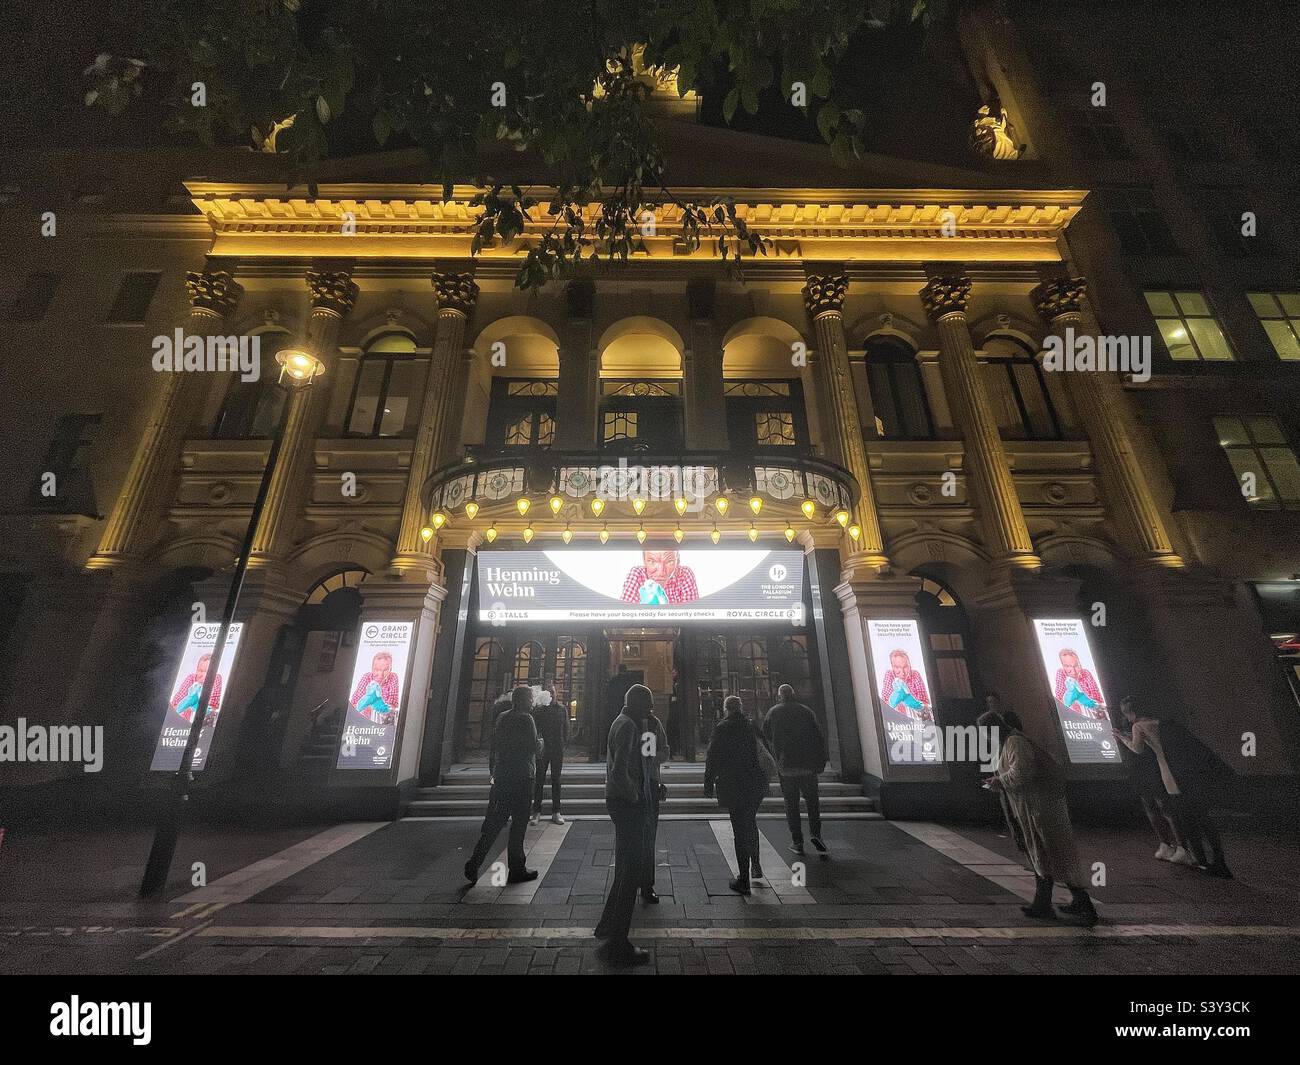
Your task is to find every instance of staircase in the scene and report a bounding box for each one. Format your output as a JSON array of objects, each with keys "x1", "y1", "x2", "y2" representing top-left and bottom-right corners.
[
  {"x1": 291, "y1": 707, "x2": 344, "y2": 778},
  {"x1": 402, "y1": 762, "x2": 880, "y2": 819}
]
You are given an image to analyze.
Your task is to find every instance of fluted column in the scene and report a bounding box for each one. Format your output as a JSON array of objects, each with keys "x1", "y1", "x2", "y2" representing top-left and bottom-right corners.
[
  {"x1": 802, "y1": 273, "x2": 889, "y2": 574},
  {"x1": 554, "y1": 280, "x2": 597, "y2": 450},
  {"x1": 685, "y1": 279, "x2": 728, "y2": 449},
  {"x1": 249, "y1": 269, "x2": 357, "y2": 563},
  {"x1": 1032, "y1": 277, "x2": 1184, "y2": 567},
  {"x1": 89, "y1": 271, "x2": 244, "y2": 568},
  {"x1": 391, "y1": 272, "x2": 479, "y2": 571},
  {"x1": 921, "y1": 275, "x2": 1040, "y2": 568}
]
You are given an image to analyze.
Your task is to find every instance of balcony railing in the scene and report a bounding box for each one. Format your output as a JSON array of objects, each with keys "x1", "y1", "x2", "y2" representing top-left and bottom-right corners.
[{"x1": 422, "y1": 447, "x2": 858, "y2": 518}]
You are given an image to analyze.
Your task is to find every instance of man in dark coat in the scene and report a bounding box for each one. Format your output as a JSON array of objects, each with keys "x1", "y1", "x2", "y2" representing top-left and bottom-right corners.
[
  {"x1": 531, "y1": 681, "x2": 568, "y2": 824},
  {"x1": 594, "y1": 683, "x2": 653, "y2": 965},
  {"x1": 762, "y1": 683, "x2": 829, "y2": 857},
  {"x1": 704, "y1": 696, "x2": 770, "y2": 895},
  {"x1": 465, "y1": 686, "x2": 541, "y2": 884}
]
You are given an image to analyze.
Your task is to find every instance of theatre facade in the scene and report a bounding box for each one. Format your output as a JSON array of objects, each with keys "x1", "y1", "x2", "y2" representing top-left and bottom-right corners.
[{"x1": 1, "y1": 135, "x2": 1296, "y2": 816}]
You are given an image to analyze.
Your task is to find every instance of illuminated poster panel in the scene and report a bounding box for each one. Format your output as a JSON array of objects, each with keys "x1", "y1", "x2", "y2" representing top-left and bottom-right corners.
[
  {"x1": 475, "y1": 549, "x2": 805, "y2": 623},
  {"x1": 150, "y1": 622, "x2": 243, "y2": 772},
  {"x1": 1032, "y1": 618, "x2": 1120, "y2": 764},
  {"x1": 336, "y1": 620, "x2": 414, "y2": 769},
  {"x1": 866, "y1": 619, "x2": 941, "y2": 765}
]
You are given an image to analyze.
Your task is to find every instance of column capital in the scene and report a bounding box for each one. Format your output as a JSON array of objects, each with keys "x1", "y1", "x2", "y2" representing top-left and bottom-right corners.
[
  {"x1": 802, "y1": 273, "x2": 848, "y2": 318},
  {"x1": 432, "y1": 272, "x2": 479, "y2": 317},
  {"x1": 306, "y1": 269, "x2": 359, "y2": 317},
  {"x1": 184, "y1": 270, "x2": 243, "y2": 319},
  {"x1": 1031, "y1": 276, "x2": 1088, "y2": 322},
  {"x1": 920, "y1": 275, "x2": 972, "y2": 321}
]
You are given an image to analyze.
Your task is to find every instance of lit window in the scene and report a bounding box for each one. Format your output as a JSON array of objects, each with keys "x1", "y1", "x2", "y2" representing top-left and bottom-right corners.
[
  {"x1": 1213, "y1": 415, "x2": 1300, "y2": 509},
  {"x1": 755, "y1": 411, "x2": 796, "y2": 446},
  {"x1": 1144, "y1": 291, "x2": 1234, "y2": 361},
  {"x1": 107, "y1": 271, "x2": 161, "y2": 323},
  {"x1": 345, "y1": 333, "x2": 423, "y2": 438},
  {"x1": 1247, "y1": 293, "x2": 1300, "y2": 361},
  {"x1": 603, "y1": 410, "x2": 638, "y2": 441}
]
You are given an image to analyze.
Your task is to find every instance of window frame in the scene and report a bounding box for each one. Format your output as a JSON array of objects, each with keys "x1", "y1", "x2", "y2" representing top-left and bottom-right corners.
[
  {"x1": 1213, "y1": 414, "x2": 1300, "y2": 511},
  {"x1": 486, "y1": 377, "x2": 558, "y2": 450},
  {"x1": 863, "y1": 339, "x2": 935, "y2": 441},
  {"x1": 980, "y1": 336, "x2": 1062, "y2": 442},
  {"x1": 1247, "y1": 293, "x2": 1300, "y2": 361},
  {"x1": 1143, "y1": 290, "x2": 1236, "y2": 362},
  {"x1": 343, "y1": 334, "x2": 424, "y2": 439}
]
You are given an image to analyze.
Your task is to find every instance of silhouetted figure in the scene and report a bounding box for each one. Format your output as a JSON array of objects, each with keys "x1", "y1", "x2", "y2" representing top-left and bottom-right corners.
[
  {"x1": 465, "y1": 686, "x2": 541, "y2": 885},
  {"x1": 705, "y1": 695, "x2": 771, "y2": 895},
  {"x1": 1113, "y1": 696, "x2": 1188, "y2": 864},
  {"x1": 531, "y1": 681, "x2": 568, "y2": 825},
  {"x1": 602, "y1": 664, "x2": 633, "y2": 758},
  {"x1": 980, "y1": 709, "x2": 1098, "y2": 925},
  {"x1": 594, "y1": 683, "x2": 654, "y2": 965},
  {"x1": 763, "y1": 683, "x2": 828, "y2": 858},
  {"x1": 641, "y1": 707, "x2": 669, "y2": 902}
]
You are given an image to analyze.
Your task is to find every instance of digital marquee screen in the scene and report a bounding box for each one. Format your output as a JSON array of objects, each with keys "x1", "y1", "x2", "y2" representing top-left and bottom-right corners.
[
  {"x1": 1032, "y1": 618, "x2": 1121, "y2": 764},
  {"x1": 475, "y1": 549, "x2": 805, "y2": 623},
  {"x1": 336, "y1": 620, "x2": 414, "y2": 770},
  {"x1": 865, "y1": 618, "x2": 941, "y2": 765},
  {"x1": 150, "y1": 622, "x2": 243, "y2": 772}
]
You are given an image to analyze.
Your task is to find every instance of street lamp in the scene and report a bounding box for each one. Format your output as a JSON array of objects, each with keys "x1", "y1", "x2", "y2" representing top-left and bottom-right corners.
[{"x1": 140, "y1": 343, "x2": 325, "y2": 896}]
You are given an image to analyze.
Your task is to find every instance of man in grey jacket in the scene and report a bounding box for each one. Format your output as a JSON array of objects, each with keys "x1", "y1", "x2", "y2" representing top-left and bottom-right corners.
[
  {"x1": 464, "y1": 686, "x2": 541, "y2": 884},
  {"x1": 762, "y1": 684, "x2": 829, "y2": 858},
  {"x1": 594, "y1": 683, "x2": 654, "y2": 965}
]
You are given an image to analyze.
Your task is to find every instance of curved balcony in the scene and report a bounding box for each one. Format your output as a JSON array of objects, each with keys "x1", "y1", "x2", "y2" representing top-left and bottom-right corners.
[{"x1": 421, "y1": 447, "x2": 858, "y2": 526}]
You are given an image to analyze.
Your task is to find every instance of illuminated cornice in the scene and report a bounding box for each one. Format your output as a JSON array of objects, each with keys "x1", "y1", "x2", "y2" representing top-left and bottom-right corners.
[{"x1": 185, "y1": 182, "x2": 1085, "y2": 263}]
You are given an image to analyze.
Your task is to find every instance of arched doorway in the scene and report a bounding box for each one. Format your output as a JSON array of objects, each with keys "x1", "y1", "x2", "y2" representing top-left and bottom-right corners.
[{"x1": 913, "y1": 573, "x2": 981, "y2": 727}]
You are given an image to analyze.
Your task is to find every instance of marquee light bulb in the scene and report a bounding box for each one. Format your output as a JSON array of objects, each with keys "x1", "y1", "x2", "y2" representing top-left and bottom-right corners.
[
  {"x1": 636, "y1": 525, "x2": 647, "y2": 544},
  {"x1": 749, "y1": 496, "x2": 763, "y2": 515},
  {"x1": 549, "y1": 495, "x2": 564, "y2": 515},
  {"x1": 785, "y1": 524, "x2": 795, "y2": 543},
  {"x1": 432, "y1": 511, "x2": 448, "y2": 530},
  {"x1": 848, "y1": 523, "x2": 862, "y2": 542},
  {"x1": 420, "y1": 526, "x2": 435, "y2": 543},
  {"x1": 801, "y1": 499, "x2": 816, "y2": 519},
  {"x1": 674, "y1": 525, "x2": 684, "y2": 543},
  {"x1": 516, "y1": 497, "x2": 531, "y2": 517},
  {"x1": 714, "y1": 496, "x2": 730, "y2": 516},
  {"x1": 562, "y1": 526, "x2": 573, "y2": 544},
  {"x1": 747, "y1": 523, "x2": 759, "y2": 542},
  {"x1": 485, "y1": 525, "x2": 498, "y2": 543},
  {"x1": 674, "y1": 497, "x2": 688, "y2": 516},
  {"x1": 835, "y1": 509, "x2": 850, "y2": 528},
  {"x1": 523, "y1": 524, "x2": 534, "y2": 543},
  {"x1": 464, "y1": 501, "x2": 479, "y2": 520},
  {"x1": 590, "y1": 497, "x2": 606, "y2": 517},
  {"x1": 710, "y1": 524, "x2": 721, "y2": 545},
  {"x1": 632, "y1": 498, "x2": 646, "y2": 516},
  {"x1": 599, "y1": 524, "x2": 610, "y2": 544}
]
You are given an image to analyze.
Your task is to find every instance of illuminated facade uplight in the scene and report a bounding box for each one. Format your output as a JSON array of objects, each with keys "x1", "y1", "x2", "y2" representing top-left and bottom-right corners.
[
  {"x1": 749, "y1": 496, "x2": 763, "y2": 515},
  {"x1": 522, "y1": 524, "x2": 534, "y2": 543},
  {"x1": 674, "y1": 525, "x2": 684, "y2": 543},
  {"x1": 747, "y1": 523, "x2": 759, "y2": 542},
  {"x1": 431, "y1": 511, "x2": 448, "y2": 530},
  {"x1": 848, "y1": 523, "x2": 862, "y2": 542},
  {"x1": 710, "y1": 524, "x2": 721, "y2": 545},
  {"x1": 632, "y1": 498, "x2": 646, "y2": 516},
  {"x1": 835, "y1": 508, "x2": 850, "y2": 528},
  {"x1": 801, "y1": 500, "x2": 816, "y2": 519},
  {"x1": 516, "y1": 497, "x2": 531, "y2": 517},
  {"x1": 674, "y1": 497, "x2": 688, "y2": 516},
  {"x1": 785, "y1": 523, "x2": 795, "y2": 543},
  {"x1": 485, "y1": 524, "x2": 498, "y2": 543},
  {"x1": 599, "y1": 524, "x2": 610, "y2": 544},
  {"x1": 714, "y1": 496, "x2": 730, "y2": 516},
  {"x1": 549, "y1": 495, "x2": 564, "y2": 515},
  {"x1": 562, "y1": 526, "x2": 573, "y2": 544},
  {"x1": 636, "y1": 525, "x2": 647, "y2": 544},
  {"x1": 590, "y1": 497, "x2": 606, "y2": 517},
  {"x1": 464, "y1": 501, "x2": 479, "y2": 520},
  {"x1": 420, "y1": 526, "x2": 435, "y2": 543}
]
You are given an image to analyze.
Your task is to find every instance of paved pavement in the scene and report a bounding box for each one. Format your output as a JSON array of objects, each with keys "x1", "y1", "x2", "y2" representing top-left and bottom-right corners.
[{"x1": 2, "y1": 811, "x2": 1298, "y2": 975}]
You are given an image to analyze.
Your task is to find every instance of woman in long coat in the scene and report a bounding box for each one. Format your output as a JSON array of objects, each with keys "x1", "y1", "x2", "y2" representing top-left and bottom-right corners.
[
  {"x1": 704, "y1": 696, "x2": 771, "y2": 895},
  {"x1": 980, "y1": 710, "x2": 1098, "y2": 925}
]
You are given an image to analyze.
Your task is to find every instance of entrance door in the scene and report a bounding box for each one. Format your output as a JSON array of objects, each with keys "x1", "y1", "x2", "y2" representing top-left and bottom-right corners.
[{"x1": 604, "y1": 629, "x2": 681, "y2": 759}]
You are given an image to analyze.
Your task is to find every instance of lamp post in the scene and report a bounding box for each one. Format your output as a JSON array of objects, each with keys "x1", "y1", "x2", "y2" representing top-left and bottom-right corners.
[{"x1": 140, "y1": 344, "x2": 325, "y2": 896}]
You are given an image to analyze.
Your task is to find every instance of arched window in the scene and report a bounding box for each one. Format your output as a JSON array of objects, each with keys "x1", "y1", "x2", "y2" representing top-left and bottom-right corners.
[
  {"x1": 865, "y1": 336, "x2": 934, "y2": 440},
  {"x1": 916, "y1": 576, "x2": 975, "y2": 703},
  {"x1": 487, "y1": 378, "x2": 558, "y2": 449},
  {"x1": 723, "y1": 379, "x2": 809, "y2": 452},
  {"x1": 213, "y1": 331, "x2": 290, "y2": 439},
  {"x1": 346, "y1": 332, "x2": 424, "y2": 438},
  {"x1": 513, "y1": 640, "x2": 545, "y2": 687},
  {"x1": 467, "y1": 638, "x2": 506, "y2": 748},
  {"x1": 981, "y1": 334, "x2": 1061, "y2": 441}
]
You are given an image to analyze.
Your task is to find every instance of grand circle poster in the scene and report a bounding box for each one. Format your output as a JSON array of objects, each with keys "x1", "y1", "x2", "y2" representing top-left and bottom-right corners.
[
  {"x1": 336, "y1": 620, "x2": 414, "y2": 770},
  {"x1": 150, "y1": 622, "x2": 243, "y2": 772}
]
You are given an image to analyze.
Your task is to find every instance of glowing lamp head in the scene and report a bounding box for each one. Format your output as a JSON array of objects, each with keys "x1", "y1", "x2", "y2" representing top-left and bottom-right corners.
[
  {"x1": 590, "y1": 497, "x2": 606, "y2": 517},
  {"x1": 516, "y1": 497, "x2": 531, "y2": 517},
  {"x1": 749, "y1": 496, "x2": 763, "y2": 516},
  {"x1": 275, "y1": 346, "x2": 325, "y2": 385},
  {"x1": 801, "y1": 500, "x2": 816, "y2": 519},
  {"x1": 632, "y1": 498, "x2": 646, "y2": 516},
  {"x1": 484, "y1": 524, "x2": 498, "y2": 543},
  {"x1": 710, "y1": 524, "x2": 721, "y2": 545},
  {"x1": 636, "y1": 526, "x2": 647, "y2": 544},
  {"x1": 549, "y1": 495, "x2": 564, "y2": 515},
  {"x1": 522, "y1": 524, "x2": 534, "y2": 544},
  {"x1": 420, "y1": 526, "x2": 435, "y2": 543},
  {"x1": 784, "y1": 524, "x2": 795, "y2": 543},
  {"x1": 599, "y1": 525, "x2": 610, "y2": 544},
  {"x1": 464, "y1": 501, "x2": 479, "y2": 520},
  {"x1": 848, "y1": 523, "x2": 862, "y2": 542},
  {"x1": 431, "y1": 511, "x2": 448, "y2": 530},
  {"x1": 835, "y1": 509, "x2": 850, "y2": 528},
  {"x1": 714, "y1": 496, "x2": 730, "y2": 516},
  {"x1": 674, "y1": 525, "x2": 684, "y2": 544},
  {"x1": 674, "y1": 497, "x2": 688, "y2": 516},
  {"x1": 747, "y1": 524, "x2": 759, "y2": 542},
  {"x1": 562, "y1": 526, "x2": 573, "y2": 544}
]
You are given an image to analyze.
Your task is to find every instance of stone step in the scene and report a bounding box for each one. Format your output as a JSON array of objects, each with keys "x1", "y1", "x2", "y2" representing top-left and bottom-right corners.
[
  {"x1": 417, "y1": 782, "x2": 866, "y2": 800},
  {"x1": 402, "y1": 793, "x2": 877, "y2": 818}
]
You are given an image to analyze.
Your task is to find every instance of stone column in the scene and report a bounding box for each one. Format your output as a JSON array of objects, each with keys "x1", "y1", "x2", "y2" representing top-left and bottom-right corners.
[
  {"x1": 1032, "y1": 277, "x2": 1185, "y2": 568},
  {"x1": 802, "y1": 272, "x2": 889, "y2": 575},
  {"x1": 430, "y1": 273, "x2": 479, "y2": 466},
  {"x1": 390, "y1": 272, "x2": 479, "y2": 573},
  {"x1": 921, "y1": 275, "x2": 1040, "y2": 569},
  {"x1": 249, "y1": 269, "x2": 357, "y2": 564},
  {"x1": 553, "y1": 280, "x2": 597, "y2": 450},
  {"x1": 89, "y1": 271, "x2": 244, "y2": 568},
  {"x1": 684, "y1": 279, "x2": 728, "y2": 450}
]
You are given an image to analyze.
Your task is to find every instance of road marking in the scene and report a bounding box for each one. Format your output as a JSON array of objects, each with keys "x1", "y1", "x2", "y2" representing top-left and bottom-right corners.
[
  {"x1": 894, "y1": 821, "x2": 1064, "y2": 903},
  {"x1": 708, "y1": 819, "x2": 813, "y2": 905},
  {"x1": 191, "y1": 923, "x2": 1300, "y2": 942},
  {"x1": 463, "y1": 821, "x2": 570, "y2": 905},
  {"x1": 135, "y1": 919, "x2": 215, "y2": 961}
]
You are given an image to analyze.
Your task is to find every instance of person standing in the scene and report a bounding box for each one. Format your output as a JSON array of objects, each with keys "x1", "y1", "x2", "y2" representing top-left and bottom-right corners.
[
  {"x1": 602, "y1": 664, "x2": 633, "y2": 759},
  {"x1": 464, "y1": 686, "x2": 541, "y2": 885},
  {"x1": 1113, "y1": 696, "x2": 1190, "y2": 865},
  {"x1": 530, "y1": 680, "x2": 568, "y2": 825},
  {"x1": 641, "y1": 706, "x2": 670, "y2": 902},
  {"x1": 979, "y1": 709, "x2": 1098, "y2": 925},
  {"x1": 704, "y1": 696, "x2": 771, "y2": 895},
  {"x1": 594, "y1": 683, "x2": 654, "y2": 965},
  {"x1": 762, "y1": 683, "x2": 829, "y2": 858}
]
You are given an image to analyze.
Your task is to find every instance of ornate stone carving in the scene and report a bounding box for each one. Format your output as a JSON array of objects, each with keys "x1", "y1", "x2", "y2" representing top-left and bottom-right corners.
[
  {"x1": 920, "y1": 276, "x2": 972, "y2": 321},
  {"x1": 432, "y1": 272, "x2": 479, "y2": 316},
  {"x1": 802, "y1": 274, "x2": 848, "y2": 317},
  {"x1": 970, "y1": 104, "x2": 1022, "y2": 161},
  {"x1": 184, "y1": 271, "x2": 243, "y2": 318},
  {"x1": 306, "y1": 270, "x2": 359, "y2": 317},
  {"x1": 1031, "y1": 277, "x2": 1088, "y2": 321}
]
